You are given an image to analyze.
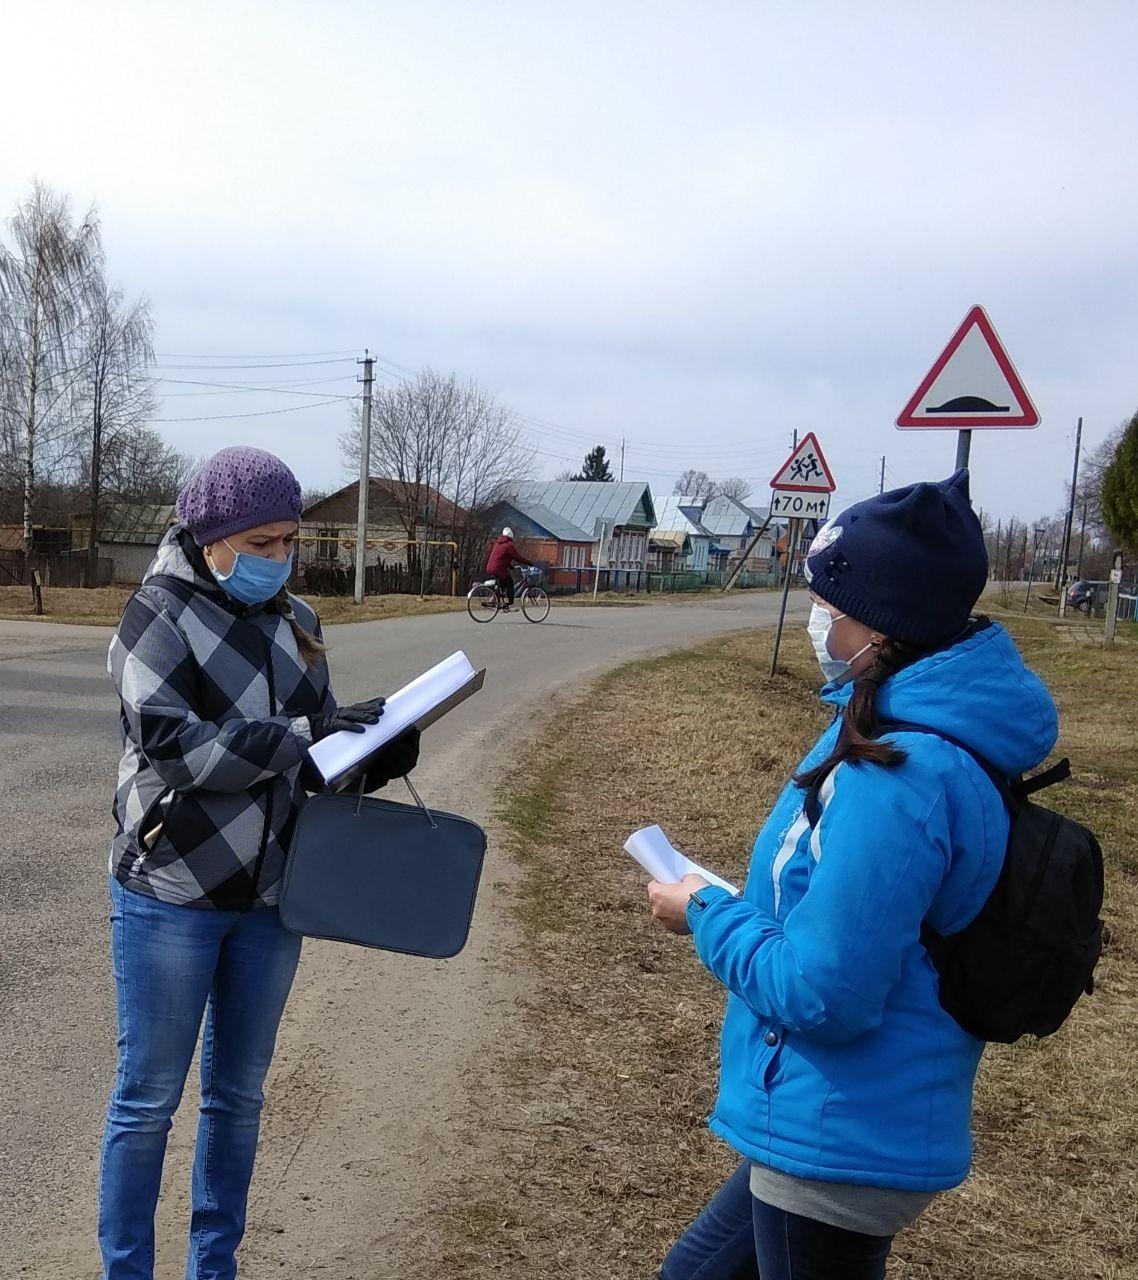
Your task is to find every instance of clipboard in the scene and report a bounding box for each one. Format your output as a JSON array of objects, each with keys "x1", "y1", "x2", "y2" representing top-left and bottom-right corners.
[{"x1": 309, "y1": 652, "x2": 486, "y2": 790}]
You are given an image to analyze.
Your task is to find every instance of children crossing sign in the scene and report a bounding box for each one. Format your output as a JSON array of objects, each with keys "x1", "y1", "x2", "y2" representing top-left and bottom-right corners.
[{"x1": 769, "y1": 432, "x2": 836, "y2": 519}]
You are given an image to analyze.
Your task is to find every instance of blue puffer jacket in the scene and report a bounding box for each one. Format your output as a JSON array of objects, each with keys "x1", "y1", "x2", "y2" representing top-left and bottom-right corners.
[{"x1": 686, "y1": 621, "x2": 1058, "y2": 1191}]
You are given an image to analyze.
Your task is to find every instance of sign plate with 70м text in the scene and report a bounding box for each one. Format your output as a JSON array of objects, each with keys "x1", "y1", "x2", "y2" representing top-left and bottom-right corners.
[{"x1": 770, "y1": 490, "x2": 831, "y2": 519}]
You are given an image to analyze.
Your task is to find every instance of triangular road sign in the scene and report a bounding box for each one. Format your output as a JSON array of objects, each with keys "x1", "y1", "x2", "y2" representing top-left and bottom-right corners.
[
  {"x1": 770, "y1": 432, "x2": 836, "y2": 492},
  {"x1": 897, "y1": 305, "x2": 1039, "y2": 429}
]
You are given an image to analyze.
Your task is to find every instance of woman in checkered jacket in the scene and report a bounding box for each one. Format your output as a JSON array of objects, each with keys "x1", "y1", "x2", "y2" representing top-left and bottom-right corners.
[{"x1": 98, "y1": 447, "x2": 418, "y2": 1280}]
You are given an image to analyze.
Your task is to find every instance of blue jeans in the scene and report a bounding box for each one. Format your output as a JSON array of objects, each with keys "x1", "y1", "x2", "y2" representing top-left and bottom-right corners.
[
  {"x1": 99, "y1": 878, "x2": 302, "y2": 1280},
  {"x1": 661, "y1": 1161, "x2": 895, "y2": 1280}
]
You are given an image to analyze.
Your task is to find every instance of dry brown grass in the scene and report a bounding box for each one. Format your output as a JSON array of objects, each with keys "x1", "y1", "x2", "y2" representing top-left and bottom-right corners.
[
  {"x1": 0, "y1": 584, "x2": 751, "y2": 628},
  {"x1": 431, "y1": 619, "x2": 1138, "y2": 1280},
  {"x1": 0, "y1": 584, "x2": 134, "y2": 626}
]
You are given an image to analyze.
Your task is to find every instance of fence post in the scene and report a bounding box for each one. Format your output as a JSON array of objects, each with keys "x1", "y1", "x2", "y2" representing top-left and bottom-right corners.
[{"x1": 31, "y1": 569, "x2": 44, "y2": 617}]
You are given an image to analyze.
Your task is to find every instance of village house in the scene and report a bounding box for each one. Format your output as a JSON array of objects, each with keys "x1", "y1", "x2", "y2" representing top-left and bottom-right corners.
[
  {"x1": 685, "y1": 493, "x2": 782, "y2": 573},
  {"x1": 511, "y1": 480, "x2": 657, "y2": 584},
  {"x1": 299, "y1": 479, "x2": 468, "y2": 591},
  {"x1": 647, "y1": 496, "x2": 711, "y2": 573},
  {"x1": 69, "y1": 503, "x2": 174, "y2": 585},
  {"x1": 481, "y1": 495, "x2": 594, "y2": 588}
]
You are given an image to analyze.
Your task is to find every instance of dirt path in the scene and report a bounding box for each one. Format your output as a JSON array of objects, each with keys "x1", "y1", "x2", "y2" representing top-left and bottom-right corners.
[{"x1": 0, "y1": 593, "x2": 806, "y2": 1278}]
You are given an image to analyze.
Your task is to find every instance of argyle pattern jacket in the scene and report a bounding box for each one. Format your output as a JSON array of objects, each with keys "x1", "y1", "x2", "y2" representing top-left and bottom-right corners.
[{"x1": 107, "y1": 528, "x2": 333, "y2": 910}]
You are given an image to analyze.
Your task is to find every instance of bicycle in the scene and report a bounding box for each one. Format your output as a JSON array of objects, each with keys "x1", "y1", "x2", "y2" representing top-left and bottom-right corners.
[{"x1": 466, "y1": 566, "x2": 550, "y2": 623}]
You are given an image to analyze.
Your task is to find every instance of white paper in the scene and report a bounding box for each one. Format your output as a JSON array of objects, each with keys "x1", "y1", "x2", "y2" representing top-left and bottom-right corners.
[
  {"x1": 308, "y1": 650, "x2": 479, "y2": 785},
  {"x1": 623, "y1": 825, "x2": 739, "y2": 895}
]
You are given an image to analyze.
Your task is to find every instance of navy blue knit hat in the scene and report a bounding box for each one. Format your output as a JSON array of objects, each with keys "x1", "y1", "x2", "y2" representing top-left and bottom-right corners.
[{"x1": 804, "y1": 470, "x2": 988, "y2": 646}]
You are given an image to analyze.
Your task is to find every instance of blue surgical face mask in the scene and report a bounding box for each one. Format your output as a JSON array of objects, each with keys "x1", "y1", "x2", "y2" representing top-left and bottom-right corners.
[{"x1": 210, "y1": 539, "x2": 294, "y2": 605}]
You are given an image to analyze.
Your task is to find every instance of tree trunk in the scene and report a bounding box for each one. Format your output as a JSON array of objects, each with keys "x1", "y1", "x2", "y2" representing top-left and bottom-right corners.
[{"x1": 88, "y1": 405, "x2": 102, "y2": 585}]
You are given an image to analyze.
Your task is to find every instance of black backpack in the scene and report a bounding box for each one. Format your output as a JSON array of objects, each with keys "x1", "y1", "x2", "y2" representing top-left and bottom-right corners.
[{"x1": 803, "y1": 723, "x2": 1105, "y2": 1044}]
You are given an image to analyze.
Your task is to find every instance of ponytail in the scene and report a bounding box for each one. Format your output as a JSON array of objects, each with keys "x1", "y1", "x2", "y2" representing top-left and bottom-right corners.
[
  {"x1": 269, "y1": 587, "x2": 326, "y2": 670},
  {"x1": 794, "y1": 635, "x2": 931, "y2": 791}
]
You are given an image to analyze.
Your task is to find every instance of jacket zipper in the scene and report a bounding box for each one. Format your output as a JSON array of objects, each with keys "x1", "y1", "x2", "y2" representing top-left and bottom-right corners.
[{"x1": 244, "y1": 628, "x2": 279, "y2": 910}]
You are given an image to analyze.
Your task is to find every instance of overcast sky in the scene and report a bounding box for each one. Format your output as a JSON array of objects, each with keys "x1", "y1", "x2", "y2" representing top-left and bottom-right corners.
[{"x1": 2, "y1": 0, "x2": 1135, "y2": 521}]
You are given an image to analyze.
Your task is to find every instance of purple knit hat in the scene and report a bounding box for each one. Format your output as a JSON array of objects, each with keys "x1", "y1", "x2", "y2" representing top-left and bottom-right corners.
[{"x1": 176, "y1": 447, "x2": 303, "y2": 546}]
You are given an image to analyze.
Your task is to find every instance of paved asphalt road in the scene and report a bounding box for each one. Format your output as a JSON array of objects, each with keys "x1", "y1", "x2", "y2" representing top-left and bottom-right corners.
[{"x1": 0, "y1": 589, "x2": 807, "y2": 1278}]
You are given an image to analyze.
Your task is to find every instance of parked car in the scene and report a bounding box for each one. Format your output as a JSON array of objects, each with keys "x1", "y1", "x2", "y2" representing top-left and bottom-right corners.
[{"x1": 1066, "y1": 580, "x2": 1109, "y2": 614}]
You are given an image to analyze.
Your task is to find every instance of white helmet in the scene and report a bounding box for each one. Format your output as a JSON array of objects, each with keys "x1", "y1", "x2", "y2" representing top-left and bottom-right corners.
[{"x1": 502, "y1": 526, "x2": 514, "y2": 538}]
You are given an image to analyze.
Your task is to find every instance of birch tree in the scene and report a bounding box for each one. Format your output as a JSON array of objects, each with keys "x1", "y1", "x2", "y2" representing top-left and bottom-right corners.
[
  {"x1": 0, "y1": 184, "x2": 102, "y2": 548},
  {"x1": 73, "y1": 282, "x2": 156, "y2": 572}
]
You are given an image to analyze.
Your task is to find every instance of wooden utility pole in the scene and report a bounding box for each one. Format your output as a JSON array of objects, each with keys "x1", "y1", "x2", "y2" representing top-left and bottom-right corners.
[
  {"x1": 1057, "y1": 416, "x2": 1083, "y2": 616},
  {"x1": 354, "y1": 350, "x2": 374, "y2": 605}
]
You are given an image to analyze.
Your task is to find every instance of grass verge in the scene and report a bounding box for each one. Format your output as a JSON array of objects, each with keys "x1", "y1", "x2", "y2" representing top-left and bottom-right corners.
[
  {"x1": 0, "y1": 585, "x2": 753, "y2": 627},
  {"x1": 433, "y1": 619, "x2": 1137, "y2": 1280}
]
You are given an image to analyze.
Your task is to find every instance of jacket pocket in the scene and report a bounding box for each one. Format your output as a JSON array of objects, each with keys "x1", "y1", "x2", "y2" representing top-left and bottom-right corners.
[
  {"x1": 752, "y1": 1026, "x2": 786, "y2": 1091},
  {"x1": 131, "y1": 788, "x2": 175, "y2": 871}
]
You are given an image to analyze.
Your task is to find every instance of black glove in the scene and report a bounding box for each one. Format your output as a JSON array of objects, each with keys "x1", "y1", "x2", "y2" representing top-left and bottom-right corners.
[
  {"x1": 308, "y1": 696, "x2": 386, "y2": 742},
  {"x1": 358, "y1": 726, "x2": 421, "y2": 793}
]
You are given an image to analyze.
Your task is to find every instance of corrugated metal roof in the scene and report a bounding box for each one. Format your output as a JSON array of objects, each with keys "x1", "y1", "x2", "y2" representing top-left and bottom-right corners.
[
  {"x1": 515, "y1": 481, "x2": 656, "y2": 533},
  {"x1": 501, "y1": 498, "x2": 592, "y2": 542},
  {"x1": 651, "y1": 496, "x2": 713, "y2": 539},
  {"x1": 78, "y1": 503, "x2": 176, "y2": 545},
  {"x1": 649, "y1": 529, "x2": 691, "y2": 552},
  {"x1": 697, "y1": 494, "x2": 754, "y2": 538}
]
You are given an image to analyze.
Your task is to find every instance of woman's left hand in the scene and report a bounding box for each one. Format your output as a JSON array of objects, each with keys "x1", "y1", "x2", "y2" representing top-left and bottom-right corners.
[{"x1": 647, "y1": 874, "x2": 709, "y2": 935}]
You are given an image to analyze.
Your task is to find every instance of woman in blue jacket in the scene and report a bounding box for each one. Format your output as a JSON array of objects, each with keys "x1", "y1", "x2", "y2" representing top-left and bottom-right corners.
[{"x1": 649, "y1": 472, "x2": 1058, "y2": 1280}]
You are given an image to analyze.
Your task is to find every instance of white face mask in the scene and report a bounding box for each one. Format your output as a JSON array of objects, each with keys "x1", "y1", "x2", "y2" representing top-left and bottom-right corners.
[{"x1": 807, "y1": 601, "x2": 874, "y2": 685}]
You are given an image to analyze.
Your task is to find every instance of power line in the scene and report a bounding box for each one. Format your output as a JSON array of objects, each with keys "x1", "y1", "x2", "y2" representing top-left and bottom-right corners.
[
  {"x1": 153, "y1": 376, "x2": 356, "y2": 401},
  {"x1": 154, "y1": 403, "x2": 333, "y2": 423},
  {"x1": 152, "y1": 357, "x2": 357, "y2": 371},
  {"x1": 155, "y1": 348, "x2": 359, "y2": 360},
  {"x1": 154, "y1": 374, "x2": 357, "y2": 390}
]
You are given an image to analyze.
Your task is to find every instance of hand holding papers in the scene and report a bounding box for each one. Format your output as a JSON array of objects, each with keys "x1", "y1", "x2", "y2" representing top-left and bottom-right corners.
[
  {"x1": 623, "y1": 825, "x2": 739, "y2": 895},
  {"x1": 308, "y1": 651, "x2": 485, "y2": 788}
]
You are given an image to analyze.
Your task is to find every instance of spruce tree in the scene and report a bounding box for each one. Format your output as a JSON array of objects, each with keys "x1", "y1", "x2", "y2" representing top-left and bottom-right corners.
[
  {"x1": 573, "y1": 445, "x2": 615, "y2": 482},
  {"x1": 1101, "y1": 408, "x2": 1138, "y2": 550}
]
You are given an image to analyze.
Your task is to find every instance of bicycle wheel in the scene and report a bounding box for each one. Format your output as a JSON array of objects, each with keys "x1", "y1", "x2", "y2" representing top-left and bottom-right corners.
[
  {"x1": 467, "y1": 585, "x2": 500, "y2": 622},
  {"x1": 521, "y1": 586, "x2": 550, "y2": 623}
]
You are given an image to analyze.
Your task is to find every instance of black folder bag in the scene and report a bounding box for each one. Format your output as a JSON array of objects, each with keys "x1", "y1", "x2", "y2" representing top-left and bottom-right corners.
[{"x1": 280, "y1": 786, "x2": 486, "y2": 959}]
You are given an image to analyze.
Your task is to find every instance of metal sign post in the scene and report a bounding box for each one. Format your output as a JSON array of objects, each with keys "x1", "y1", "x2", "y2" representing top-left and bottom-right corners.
[
  {"x1": 767, "y1": 432, "x2": 836, "y2": 675},
  {"x1": 769, "y1": 519, "x2": 799, "y2": 677}
]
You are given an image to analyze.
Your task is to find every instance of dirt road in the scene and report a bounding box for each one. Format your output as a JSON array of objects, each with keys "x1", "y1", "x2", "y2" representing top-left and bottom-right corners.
[{"x1": 0, "y1": 591, "x2": 805, "y2": 1277}]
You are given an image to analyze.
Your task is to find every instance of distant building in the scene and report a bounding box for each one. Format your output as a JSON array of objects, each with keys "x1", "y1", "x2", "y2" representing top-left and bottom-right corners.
[
  {"x1": 686, "y1": 494, "x2": 782, "y2": 572},
  {"x1": 648, "y1": 496, "x2": 711, "y2": 573},
  {"x1": 300, "y1": 479, "x2": 465, "y2": 574},
  {"x1": 482, "y1": 496, "x2": 594, "y2": 588},
  {"x1": 512, "y1": 481, "x2": 656, "y2": 575},
  {"x1": 70, "y1": 503, "x2": 175, "y2": 584}
]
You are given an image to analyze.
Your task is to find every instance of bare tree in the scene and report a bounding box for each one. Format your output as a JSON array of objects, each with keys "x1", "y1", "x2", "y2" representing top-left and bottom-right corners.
[
  {"x1": 0, "y1": 184, "x2": 102, "y2": 548},
  {"x1": 674, "y1": 469, "x2": 717, "y2": 501},
  {"x1": 73, "y1": 282, "x2": 155, "y2": 574},
  {"x1": 718, "y1": 476, "x2": 752, "y2": 503},
  {"x1": 101, "y1": 425, "x2": 195, "y2": 505},
  {"x1": 340, "y1": 368, "x2": 533, "y2": 589}
]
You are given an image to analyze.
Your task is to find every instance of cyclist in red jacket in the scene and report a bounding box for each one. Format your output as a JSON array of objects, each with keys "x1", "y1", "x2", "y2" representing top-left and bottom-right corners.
[{"x1": 485, "y1": 527, "x2": 532, "y2": 611}]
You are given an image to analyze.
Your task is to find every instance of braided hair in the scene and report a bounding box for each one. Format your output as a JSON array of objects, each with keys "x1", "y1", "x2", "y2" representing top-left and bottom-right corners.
[
  {"x1": 267, "y1": 586, "x2": 326, "y2": 670},
  {"x1": 794, "y1": 635, "x2": 933, "y2": 791}
]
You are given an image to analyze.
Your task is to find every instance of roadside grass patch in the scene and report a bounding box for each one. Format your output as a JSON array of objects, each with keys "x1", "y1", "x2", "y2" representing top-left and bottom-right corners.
[{"x1": 433, "y1": 619, "x2": 1136, "y2": 1280}]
